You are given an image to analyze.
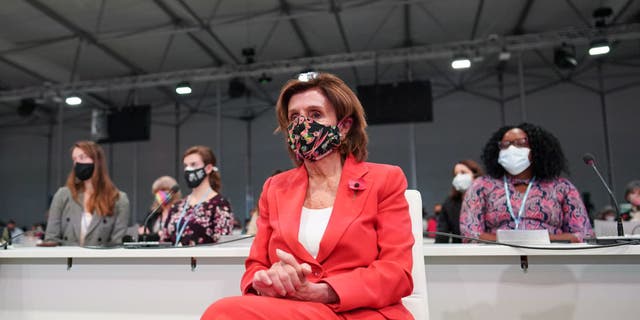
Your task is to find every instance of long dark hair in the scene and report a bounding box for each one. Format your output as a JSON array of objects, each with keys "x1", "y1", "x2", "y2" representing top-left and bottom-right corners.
[{"x1": 481, "y1": 123, "x2": 569, "y2": 180}]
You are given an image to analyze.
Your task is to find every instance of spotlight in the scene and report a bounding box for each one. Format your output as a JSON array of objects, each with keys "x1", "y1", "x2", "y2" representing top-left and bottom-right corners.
[
  {"x1": 65, "y1": 95, "x2": 82, "y2": 106},
  {"x1": 593, "y1": 7, "x2": 613, "y2": 28},
  {"x1": 451, "y1": 56, "x2": 471, "y2": 69},
  {"x1": 175, "y1": 82, "x2": 192, "y2": 95},
  {"x1": 589, "y1": 39, "x2": 611, "y2": 56},
  {"x1": 258, "y1": 73, "x2": 272, "y2": 84},
  {"x1": 241, "y1": 47, "x2": 255, "y2": 64},
  {"x1": 498, "y1": 50, "x2": 511, "y2": 61},
  {"x1": 554, "y1": 43, "x2": 577, "y2": 69}
]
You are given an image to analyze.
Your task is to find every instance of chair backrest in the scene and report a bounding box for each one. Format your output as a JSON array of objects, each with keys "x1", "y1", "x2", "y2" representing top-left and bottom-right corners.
[{"x1": 402, "y1": 190, "x2": 429, "y2": 320}]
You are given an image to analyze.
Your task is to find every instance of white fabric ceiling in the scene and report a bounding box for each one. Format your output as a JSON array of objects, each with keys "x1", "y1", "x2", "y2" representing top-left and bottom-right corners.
[{"x1": 0, "y1": 0, "x2": 639, "y2": 123}]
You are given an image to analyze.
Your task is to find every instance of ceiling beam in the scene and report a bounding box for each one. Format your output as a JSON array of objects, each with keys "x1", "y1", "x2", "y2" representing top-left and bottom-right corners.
[
  {"x1": 0, "y1": 55, "x2": 114, "y2": 109},
  {"x1": 3, "y1": 23, "x2": 640, "y2": 101},
  {"x1": 329, "y1": 0, "x2": 360, "y2": 84},
  {"x1": 612, "y1": 0, "x2": 634, "y2": 25},
  {"x1": 511, "y1": 0, "x2": 534, "y2": 35},
  {"x1": 152, "y1": 0, "x2": 224, "y2": 65},
  {"x1": 177, "y1": 0, "x2": 239, "y2": 64},
  {"x1": 564, "y1": 0, "x2": 592, "y2": 28},
  {"x1": 24, "y1": 0, "x2": 145, "y2": 74},
  {"x1": 279, "y1": 0, "x2": 314, "y2": 56},
  {"x1": 470, "y1": 0, "x2": 485, "y2": 40},
  {"x1": 24, "y1": 0, "x2": 195, "y2": 109},
  {"x1": 403, "y1": 1, "x2": 412, "y2": 47}
]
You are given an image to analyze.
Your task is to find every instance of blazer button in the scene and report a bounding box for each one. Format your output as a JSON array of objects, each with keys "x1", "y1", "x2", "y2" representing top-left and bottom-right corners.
[
  {"x1": 63, "y1": 236, "x2": 68, "y2": 240},
  {"x1": 66, "y1": 217, "x2": 70, "y2": 222},
  {"x1": 103, "y1": 219, "x2": 107, "y2": 224},
  {"x1": 98, "y1": 238, "x2": 102, "y2": 242}
]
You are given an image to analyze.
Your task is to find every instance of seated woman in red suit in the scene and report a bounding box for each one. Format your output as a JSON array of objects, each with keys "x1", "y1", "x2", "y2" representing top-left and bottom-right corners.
[{"x1": 202, "y1": 73, "x2": 414, "y2": 319}]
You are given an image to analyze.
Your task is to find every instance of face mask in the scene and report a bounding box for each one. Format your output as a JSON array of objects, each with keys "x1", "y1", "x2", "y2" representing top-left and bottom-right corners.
[
  {"x1": 74, "y1": 163, "x2": 94, "y2": 181},
  {"x1": 498, "y1": 146, "x2": 531, "y2": 176},
  {"x1": 287, "y1": 115, "x2": 341, "y2": 161},
  {"x1": 605, "y1": 215, "x2": 616, "y2": 221},
  {"x1": 452, "y1": 173, "x2": 473, "y2": 192},
  {"x1": 184, "y1": 167, "x2": 207, "y2": 189},
  {"x1": 155, "y1": 190, "x2": 171, "y2": 208}
]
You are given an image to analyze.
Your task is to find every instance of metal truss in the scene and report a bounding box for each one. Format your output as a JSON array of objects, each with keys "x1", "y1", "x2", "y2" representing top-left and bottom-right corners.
[{"x1": 2, "y1": 23, "x2": 640, "y2": 102}]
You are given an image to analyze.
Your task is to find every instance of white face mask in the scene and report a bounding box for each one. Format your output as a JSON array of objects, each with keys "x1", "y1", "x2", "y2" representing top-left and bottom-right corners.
[
  {"x1": 452, "y1": 173, "x2": 473, "y2": 191},
  {"x1": 605, "y1": 215, "x2": 616, "y2": 221},
  {"x1": 498, "y1": 146, "x2": 531, "y2": 175}
]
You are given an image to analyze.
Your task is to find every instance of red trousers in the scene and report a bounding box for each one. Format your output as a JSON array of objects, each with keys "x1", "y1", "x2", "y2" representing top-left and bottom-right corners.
[{"x1": 201, "y1": 295, "x2": 386, "y2": 320}]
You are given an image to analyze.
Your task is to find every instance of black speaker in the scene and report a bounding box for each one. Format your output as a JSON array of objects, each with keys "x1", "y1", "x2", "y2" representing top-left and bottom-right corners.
[
  {"x1": 357, "y1": 81, "x2": 433, "y2": 125},
  {"x1": 18, "y1": 98, "x2": 37, "y2": 117},
  {"x1": 97, "y1": 105, "x2": 151, "y2": 143}
]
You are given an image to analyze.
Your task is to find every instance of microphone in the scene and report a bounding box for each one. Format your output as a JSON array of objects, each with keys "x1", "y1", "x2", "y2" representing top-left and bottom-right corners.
[
  {"x1": 583, "y1": 153, "x2": 624, "y2": 238},
  {"x1": 140, "y1": 185, "x2": 180, "y2": 241},
  {"x1": 1, "y1": 230, "x2": 25, "y2": 250}
]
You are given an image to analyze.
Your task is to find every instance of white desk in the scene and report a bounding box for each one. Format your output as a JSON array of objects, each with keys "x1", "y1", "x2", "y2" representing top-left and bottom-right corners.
[
  {"x1": 2, "y1": 239, "x2": 640, "y2": 320},
  {"x1": 0, "y1": 237, "x2": 252, "y2": 320},
  {"x1": 423, "y1": 243, "x2": 640, "y2": 320}
]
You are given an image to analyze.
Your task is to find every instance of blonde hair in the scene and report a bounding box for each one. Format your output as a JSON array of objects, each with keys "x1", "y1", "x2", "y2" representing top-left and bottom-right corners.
[{"x1": 150, "y1": 176, "x2": 182, "y2": 208}]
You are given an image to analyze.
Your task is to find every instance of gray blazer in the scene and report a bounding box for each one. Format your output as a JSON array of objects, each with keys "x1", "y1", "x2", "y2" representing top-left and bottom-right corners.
[{"x1": 45, "y1": 187, "x2": 130, "y2": 246}]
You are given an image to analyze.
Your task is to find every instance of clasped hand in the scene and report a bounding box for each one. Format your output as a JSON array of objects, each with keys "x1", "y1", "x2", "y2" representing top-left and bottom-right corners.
[{"x1": 251, "y1": 249, "x2": 337, "y2": 303}]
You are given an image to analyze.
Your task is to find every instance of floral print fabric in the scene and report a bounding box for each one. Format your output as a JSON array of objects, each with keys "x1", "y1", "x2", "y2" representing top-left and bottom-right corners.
[
  {"x1": 287, "y1": 116, "x2": 341, "y2": 161},
  {"x1": 162, "y1": 194, "x2": 233, "y2": 246},
  {"x1": 460, "y1": 175, "x2": 594, "y2": 242}
]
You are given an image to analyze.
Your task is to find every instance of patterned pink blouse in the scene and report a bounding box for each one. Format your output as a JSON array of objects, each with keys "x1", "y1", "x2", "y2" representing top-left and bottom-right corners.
[{"x1": 460, "y1": 176, "x2": 594, "y2": 242}]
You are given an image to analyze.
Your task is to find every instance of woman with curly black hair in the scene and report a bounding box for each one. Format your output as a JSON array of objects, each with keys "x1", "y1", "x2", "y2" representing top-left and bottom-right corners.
[{"x1": 460, "y1": 123, "x2": 594, "y2": 243}]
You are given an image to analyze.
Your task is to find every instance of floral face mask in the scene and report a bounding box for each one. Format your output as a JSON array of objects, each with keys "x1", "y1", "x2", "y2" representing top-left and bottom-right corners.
[{"x1": 287, "y1": 115, "x2": 342, "y2": 161}]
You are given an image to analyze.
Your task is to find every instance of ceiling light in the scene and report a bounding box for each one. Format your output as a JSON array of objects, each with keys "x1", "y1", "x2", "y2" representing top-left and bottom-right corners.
[
  {"x1": 65, "y1": 95, "x2": 82, "y2": 106},
  {"x1": 451, "y1": 57, "x2": 471, "y2": 69},
  {"x1": 589, "y1": 40, "x2": 611, "y2": 56},
  {"x1": 554, "y1": 44, "x2": 578, "y2": 69},
  {"x1": 498, "y1": 50, "x2": 511, "y2": 61},
  {"x1": 175, "y1": 82, "x2": 192, "y2": 95}
]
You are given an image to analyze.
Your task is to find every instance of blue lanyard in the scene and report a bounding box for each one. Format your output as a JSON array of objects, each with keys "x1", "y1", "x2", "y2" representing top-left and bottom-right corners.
[
  {"x1": 174, "y1": 189, "x2": 212, "y2": 246},
  {"x1": 503, "y1": 176, "x2": 535, "y2": 230}
]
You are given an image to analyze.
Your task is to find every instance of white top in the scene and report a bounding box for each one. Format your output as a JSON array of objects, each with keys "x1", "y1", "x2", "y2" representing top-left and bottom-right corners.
[
  {"x1": 298, "y1": 206, "x2": 332, "y2": 258},
  {"x1": 80, "y1": 212, "x2": 92, "y2": 246}
]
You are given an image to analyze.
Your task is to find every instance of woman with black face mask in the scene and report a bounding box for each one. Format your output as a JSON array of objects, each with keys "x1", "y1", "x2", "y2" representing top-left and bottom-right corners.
[
  {"x1": 160, "y1": 145, "x2": 233, "y2": 246},
  {"x1": 44, "y1": 141, "x2": 130, "y2": 246}
]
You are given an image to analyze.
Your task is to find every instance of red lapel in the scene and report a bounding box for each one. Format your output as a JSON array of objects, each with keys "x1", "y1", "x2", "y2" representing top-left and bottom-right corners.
[
  {"x1": 274, "y1": 156, "x2": 372, "y2": 264},
  {"x1": 315, "y1": 155, "x2": 371, "y2": 263}
]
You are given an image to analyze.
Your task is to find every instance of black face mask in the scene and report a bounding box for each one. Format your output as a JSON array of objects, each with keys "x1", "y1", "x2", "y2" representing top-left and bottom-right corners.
[
  {"x1": 184, "y1": 167, "x2": 207, "y2": 189},
  {"x1": 74, "y1": 163, "x2": 95, "y2": 181}
]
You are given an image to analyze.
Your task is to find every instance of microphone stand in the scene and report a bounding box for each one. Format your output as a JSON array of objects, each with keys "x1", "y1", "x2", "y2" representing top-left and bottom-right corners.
[
  {"x1": 140, "y1": 207, "x2": 162, "y2": 242},
  {"x1": 139, "y1": 186, "x2": 180, "y2": 242},
  {"x1": 586, "y1": 161, "x2": 624, "y2": 237}
]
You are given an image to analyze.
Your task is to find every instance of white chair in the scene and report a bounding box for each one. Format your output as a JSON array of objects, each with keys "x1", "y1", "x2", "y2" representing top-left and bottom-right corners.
[{"x1": 402, "y1": 190, "x2": 429, "y2": 320}]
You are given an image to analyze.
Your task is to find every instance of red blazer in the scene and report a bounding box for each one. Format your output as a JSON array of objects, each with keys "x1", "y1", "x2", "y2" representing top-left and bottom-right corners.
[{"x1": 242, "y1": 155, "x2": 414, "y2": 319}]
